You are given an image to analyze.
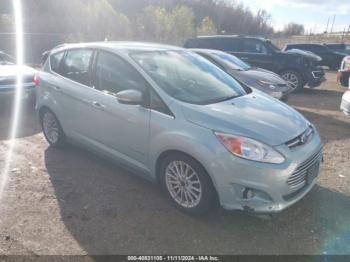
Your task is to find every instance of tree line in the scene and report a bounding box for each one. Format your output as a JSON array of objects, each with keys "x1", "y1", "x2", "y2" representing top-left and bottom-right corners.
[{"x1": 0, "y1": 0, "x2": 305, "y2": 46}]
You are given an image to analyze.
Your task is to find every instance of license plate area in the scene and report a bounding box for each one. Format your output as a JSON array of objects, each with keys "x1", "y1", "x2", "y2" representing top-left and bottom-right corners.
[{"x1": 307, "y1": 161, "x2": 320, "y2": 184}]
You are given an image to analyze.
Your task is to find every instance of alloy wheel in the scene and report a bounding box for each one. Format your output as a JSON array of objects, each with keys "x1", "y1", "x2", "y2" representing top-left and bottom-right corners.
[
  {"x1": 165, "y1": 160, "x2": 202, "y2": 208},
  {"x1": 42, "y1": 111, "x2": 60, "y2": 144},
  {"x1": 282, "y1": 72, "x2": 299, "y2": 90}
]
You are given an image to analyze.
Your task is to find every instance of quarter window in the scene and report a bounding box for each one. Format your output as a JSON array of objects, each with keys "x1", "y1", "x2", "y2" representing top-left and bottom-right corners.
[
  {"x1": 94, "y1": 51, "x2": 148, "y2": 96},
  {"x1": 149, "y1": 90, "x2": 173, "y2": 116},
  {"x1": 62, "y1": 49, "x2": 93, "y2": 86},
  {"x1": 50, "y1": 51, "x2": 64, "y2": 74}
]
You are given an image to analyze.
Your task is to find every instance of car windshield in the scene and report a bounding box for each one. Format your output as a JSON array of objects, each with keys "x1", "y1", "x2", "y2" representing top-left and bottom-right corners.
[
  {"x1": 131, "y1": 50, "x2": 246, "y2": 105},
  {"x1": 210, "y1": 52, "x2": 251, "y2": 71},
  {"x1": 0, "y1": 52, "x2": 15, "y2": 65},
  {"x1": 266, "y1": 41, "x2": 280, "y2": 52}
]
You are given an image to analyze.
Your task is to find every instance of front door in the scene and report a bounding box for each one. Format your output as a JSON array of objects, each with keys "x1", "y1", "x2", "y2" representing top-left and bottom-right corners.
[
  {"x1": 90, "y1": 50, "x2": 151, "y2": 170},
  {"x1": 235, "y1": 39, "x2": 274, "y2": 71}
]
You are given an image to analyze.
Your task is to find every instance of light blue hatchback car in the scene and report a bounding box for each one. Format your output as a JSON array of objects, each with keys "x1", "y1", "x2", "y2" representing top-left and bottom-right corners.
[{"x1": 36, "y1": 42, "x2": 323, "y2": 215}]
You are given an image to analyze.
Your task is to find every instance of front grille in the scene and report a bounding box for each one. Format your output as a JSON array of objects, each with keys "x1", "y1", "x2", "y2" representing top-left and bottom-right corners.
[
  {"x1": 286, "y1": 126, "x2": 314, "y2": 149},
  {"x1": 287, "y1": 149, "x2": 322, "y2": 187}
]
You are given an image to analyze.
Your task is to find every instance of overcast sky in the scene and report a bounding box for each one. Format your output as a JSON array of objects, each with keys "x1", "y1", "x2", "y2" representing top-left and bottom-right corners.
[{"x1": 238, "y1": 0, "x2": 350, "y2": 33}]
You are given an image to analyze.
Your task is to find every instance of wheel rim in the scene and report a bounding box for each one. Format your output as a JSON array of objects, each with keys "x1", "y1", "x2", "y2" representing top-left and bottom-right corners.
[
  {"x1": 282, "y1": 72, "x2": 299, "y2": 89},
  {"x1": 165, "y1": 161, "x2": 202, "y2": 208},
  {"x1": 43, "y1": 112, "x2": 59, "y2": 144}
]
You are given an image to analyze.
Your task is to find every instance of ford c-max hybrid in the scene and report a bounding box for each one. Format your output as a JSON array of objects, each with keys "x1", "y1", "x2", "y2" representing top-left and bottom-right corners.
[{"x1": 36, "y1": 42, "x2": 323, "y2": 215}]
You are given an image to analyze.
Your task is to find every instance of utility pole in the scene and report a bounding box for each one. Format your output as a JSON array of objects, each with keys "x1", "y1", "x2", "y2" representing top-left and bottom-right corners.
[
  {"x1": 330, "y1": 14, "x2": 336, "y2": 34},
  {"x1": 325, "y1": 16, "x2": 329, "y2": 33}
]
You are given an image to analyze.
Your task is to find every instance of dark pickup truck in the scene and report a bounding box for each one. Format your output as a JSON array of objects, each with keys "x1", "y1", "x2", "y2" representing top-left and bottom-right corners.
[
  {"x1": 185, "y1": 36, "x2": 325, "y2": 91},
  {"x1": 283, "y1": 43, "x2": 347, "y2": 70}
]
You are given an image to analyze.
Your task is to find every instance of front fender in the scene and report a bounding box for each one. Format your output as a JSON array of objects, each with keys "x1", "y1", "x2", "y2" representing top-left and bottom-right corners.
[{"x1": 149, "y1": 122, "x2": 222, "y2": 190}]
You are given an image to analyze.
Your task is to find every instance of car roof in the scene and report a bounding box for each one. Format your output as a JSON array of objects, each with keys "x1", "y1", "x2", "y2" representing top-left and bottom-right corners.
[
  {"x1": 189, "y1": 48, "x2": 226, "y2": 55},
  {"x1": 194, "y1": 35, "x2": 268, "y2": 41},
  {"x1": 285, "y1": 43, "x2": 323, "y2": 46},
  {"x1": 324, "y1": 43, "x2": 345, "y2": 46},
  {"x1": 50, "y1": 41, "x2": 184, "y2": 54}
]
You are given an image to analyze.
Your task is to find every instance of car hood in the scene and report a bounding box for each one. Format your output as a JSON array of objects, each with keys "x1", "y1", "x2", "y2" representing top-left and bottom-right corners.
[
  {"x1": 284, "y1": 49, "x2": 322, "y2": 62},
  {"x1": 230, "y1": 68, "x2": 290, "y2": 92},
  {"x1": 182, "y1": 92, "x2": 309, "y2": 146},
  {"x1": 0, "y1": 65, "x2": 36, "y2": 78}
]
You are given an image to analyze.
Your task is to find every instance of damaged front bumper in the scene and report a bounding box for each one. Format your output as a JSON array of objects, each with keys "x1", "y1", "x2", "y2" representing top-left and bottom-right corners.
[{"x1": 209, "y1": 130, "x2": 323, "y2": 214}]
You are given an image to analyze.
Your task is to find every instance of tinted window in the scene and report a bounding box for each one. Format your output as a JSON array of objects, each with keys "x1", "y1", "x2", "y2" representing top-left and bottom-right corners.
[
  {"x1": 0, "y1": 52, "x2": 15, "y2": 64},
  {"x1": 210, "y1": 52, "x2": 251, "y2": 71},
  {"x1": 62, "y1": 49, "x2": 93, "y2": 86},
  {"x1": 243, "y1": 39, "x2": 267, "y2": 54},
  {"x1": 191, "y1": 38, "x2": 240, "y2": 52},
  {"x1": 50, "y1": 51, "x2": 64, "y2": 74},
  {"x1": 95, "y1": 51, "x2": 148, "y2": 95},
  {"x1": 131, "y1": 50, "x2": 246, "y2": 105}
]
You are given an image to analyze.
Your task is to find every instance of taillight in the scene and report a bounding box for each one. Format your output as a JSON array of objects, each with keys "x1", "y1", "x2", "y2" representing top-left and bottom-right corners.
[{"x1": 33, "y1": 73, "x2": 40, "y2": 87}]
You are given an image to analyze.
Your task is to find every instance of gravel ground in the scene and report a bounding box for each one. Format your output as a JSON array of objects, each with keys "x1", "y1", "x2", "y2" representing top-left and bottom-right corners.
[{"x1": 0, "y1": 72, "x2": 349, "y2": 255}]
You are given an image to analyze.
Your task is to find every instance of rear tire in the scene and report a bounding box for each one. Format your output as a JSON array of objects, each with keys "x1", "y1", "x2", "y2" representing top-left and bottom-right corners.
[
  {"x1": 159, "y1": 153, "x2": 217, "y2": 216},
  {"x1": 280, "y1": 70, "x2": 304, "y2": 92},
  {"x1": 40, "y1": 109, "x2": 67, "y2": 148}
]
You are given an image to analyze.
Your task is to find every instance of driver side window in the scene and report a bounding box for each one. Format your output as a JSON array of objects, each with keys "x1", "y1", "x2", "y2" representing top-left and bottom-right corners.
[
  {"x1": 243, "y1": 40, "x2": 267, "y2": 54},
  {"x1": 94, "y1": 51, "x2": 148, "y2": 96}
]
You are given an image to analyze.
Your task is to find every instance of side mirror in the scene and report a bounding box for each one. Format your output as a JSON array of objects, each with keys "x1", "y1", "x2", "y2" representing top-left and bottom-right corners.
[{"x1": 116, "y1": 89, "x2": 143, "y2": 105}]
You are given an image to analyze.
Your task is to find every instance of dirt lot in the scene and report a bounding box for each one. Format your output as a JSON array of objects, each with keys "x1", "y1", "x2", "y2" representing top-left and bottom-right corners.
[{"x1": 0, "y1": 72, "x2": 349, "y2": 255}]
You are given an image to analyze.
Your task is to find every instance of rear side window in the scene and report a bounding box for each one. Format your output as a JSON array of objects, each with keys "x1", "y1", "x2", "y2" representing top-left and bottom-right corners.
[
  {"x1": 62, "y1": 49, "x2": 94, "y2": 86},
  {"x1": 50, "y1": 51, "x2": 64, "y2": 74}
]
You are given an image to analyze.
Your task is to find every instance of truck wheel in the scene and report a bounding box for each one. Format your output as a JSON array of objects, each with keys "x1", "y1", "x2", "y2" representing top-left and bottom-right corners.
[{"x1": 280, "y1": 70, "x2": 303, "y2": 92}]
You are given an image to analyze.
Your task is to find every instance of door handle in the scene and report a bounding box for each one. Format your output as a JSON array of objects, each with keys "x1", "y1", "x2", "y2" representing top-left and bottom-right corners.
[
  {"x1": 53, "y1": 86, "x2": 62, "y2": 92},
  {"x1": 241, "y1": 57, "x2": 249, "y2": 60},
  {"x1": 92, "y1": 101, "x2": 105, "y2": 110}
]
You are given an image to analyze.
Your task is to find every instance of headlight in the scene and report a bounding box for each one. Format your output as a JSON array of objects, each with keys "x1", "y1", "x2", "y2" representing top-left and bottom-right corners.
[
  {"x1": 257, "y1": 80, "x2": 278, "y2": 90},
  {"x1": 215, "y1": 132, "x2": 285, "y2": 164}
]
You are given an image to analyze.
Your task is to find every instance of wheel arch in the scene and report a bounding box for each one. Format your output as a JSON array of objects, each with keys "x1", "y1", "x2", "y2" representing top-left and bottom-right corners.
[
  {"x1": 278, "y1": 67, "x2": 305, "y2": 82},
  {"x1": 155, "y1": 150, "x2": 218, "y2": 193},
  {"x1": 155, "y1": 149, "x2": 219, "y2": 205}
]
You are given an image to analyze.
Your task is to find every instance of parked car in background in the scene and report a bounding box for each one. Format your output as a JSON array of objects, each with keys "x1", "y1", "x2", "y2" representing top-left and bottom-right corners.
[
  {"x1": 282, "y1": 43, "x2": 346, "y2": 70},
  {"x1": 0, "y1": 51, "x2": 37, "y2": 109},
  {"x1": 184, "y1": 35, "x2": 325, "y2": 91},
  {"x1": 37, "y1": 42, "x2": 323, "y2": 215},
  {"x1": 190, "y1": 48, "x2": 292, "y2": 101},
  {"x1": 341, "y1": 90, "x2": 350, "y2": 116},
  {"x1": 338, "y1": 56, "x2": 350, "y2": 87},
  {"x1": 324, "y1": 43, "x2": 350, "y2": 55}
]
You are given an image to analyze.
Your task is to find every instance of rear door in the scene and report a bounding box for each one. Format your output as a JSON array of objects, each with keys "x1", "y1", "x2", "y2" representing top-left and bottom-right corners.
[
  {"x1": 57, "y1": 48, "x2": 95, "y2": 138},
  {"x1": 235, "y1": 39, "x2": 274, "y2": 70}
]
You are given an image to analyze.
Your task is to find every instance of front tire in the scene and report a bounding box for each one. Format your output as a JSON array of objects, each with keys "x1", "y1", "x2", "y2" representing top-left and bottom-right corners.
[
  {"x1": 280, "y1": 70, "x2": 304, "y2": 92},
  {"x1": 40, "y1": 109, "x2": 67, "y2": 148},
  {"x1": 159, "y1": 153, "x2": 217, "y2": 215}
]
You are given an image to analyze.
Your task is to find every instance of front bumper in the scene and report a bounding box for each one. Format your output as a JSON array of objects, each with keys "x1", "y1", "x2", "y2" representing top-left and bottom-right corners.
[
  {"x1": 0, "y1": 85, "x2": 36, "y2": 106},
  {"x1": 208, "y1": 131, "x2": 323, "y2": 213},
  {"x1": 303, "y1": 67, "x2": 326, "y2": 88},
  {"x1": 337, "y1": 71, "x2": 350, "y2": 88},
  {"x1": 341, "y1": 91, "x2": 350, "y2": 116}
]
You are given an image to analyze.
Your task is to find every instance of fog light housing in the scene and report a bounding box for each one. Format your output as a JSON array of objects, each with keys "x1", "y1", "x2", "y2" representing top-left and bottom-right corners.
[{"x1": 232, "y1": 184, "x2": 272, "y2": 203}]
